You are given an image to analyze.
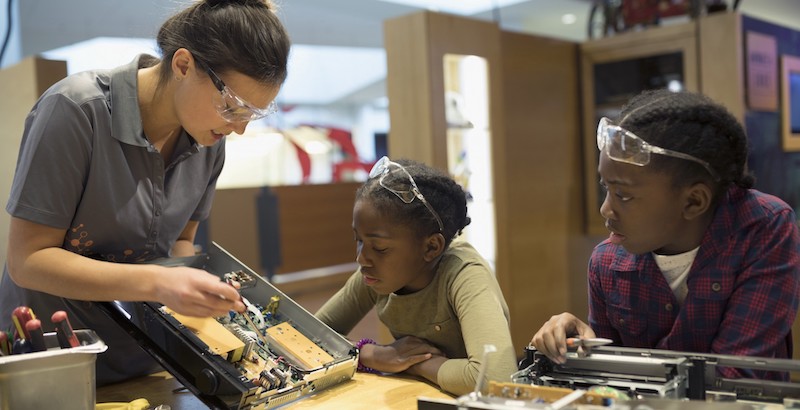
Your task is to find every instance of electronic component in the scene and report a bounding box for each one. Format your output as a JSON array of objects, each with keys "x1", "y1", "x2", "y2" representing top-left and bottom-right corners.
[
  {"x1": 265, "y1": 322, "x2": 335, "y2": 370},
  {"x1": 419, "y1": 345, "x2": 800, "y2": 409},
  {"x1": 514, "y1": 345, "x2": 800, "y2": 405},
  {"x1": 98, "y1": 243, "x2": 358, "y2": 410},
  {"x1": 223, "y1": 269, "x2": 257, "y2": 290}
]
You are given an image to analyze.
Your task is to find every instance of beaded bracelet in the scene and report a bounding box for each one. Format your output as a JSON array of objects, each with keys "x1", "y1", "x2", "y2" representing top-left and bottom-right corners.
[{"x1": 355, "y1": 338, "x2": 380, "y2": 374}]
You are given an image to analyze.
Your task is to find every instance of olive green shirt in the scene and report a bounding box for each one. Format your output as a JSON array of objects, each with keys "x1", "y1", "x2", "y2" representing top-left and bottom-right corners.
[{"x1": 315, "y1": 239, "x2": 517, "y2": 395}]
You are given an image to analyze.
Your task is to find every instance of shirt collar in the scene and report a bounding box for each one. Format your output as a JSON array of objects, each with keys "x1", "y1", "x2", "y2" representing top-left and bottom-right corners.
[
  {"x1": 109, "y1": 55, "x2": 148, "y2": 147},
  {"x1": 692, "y1": 185, "x2": 743, "y2": 271},
  {"x1": 607, "y1": 186, "x2": 744, "y2": 272},
  {"x1": 108, "y1": 54, "x2": 200, "y2": 153}
]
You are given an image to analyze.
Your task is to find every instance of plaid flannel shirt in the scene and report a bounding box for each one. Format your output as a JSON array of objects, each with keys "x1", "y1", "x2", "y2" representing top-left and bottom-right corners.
[{"x1": 588, "y1": 186, "x2": 800, "y2": 380}]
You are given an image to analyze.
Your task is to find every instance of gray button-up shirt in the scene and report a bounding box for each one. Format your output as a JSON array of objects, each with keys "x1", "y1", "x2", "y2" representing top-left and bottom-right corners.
[{"x1": 1, "y1": 55, "x2": 225, "y2": 383}]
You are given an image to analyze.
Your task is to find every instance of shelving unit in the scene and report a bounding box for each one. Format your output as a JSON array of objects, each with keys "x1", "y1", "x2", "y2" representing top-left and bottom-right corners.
[
  {"x1": 384, "y1": 11, "x2": 585, "y2": 352},
  {"x1": 580, "y1": 13, "x2": 745, "y2": 235}
]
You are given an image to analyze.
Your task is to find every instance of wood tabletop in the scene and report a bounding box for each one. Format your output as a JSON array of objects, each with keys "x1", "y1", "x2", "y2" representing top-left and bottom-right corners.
[{"x1": 96, "y1": 370, "x2": 455, "y2": 409}]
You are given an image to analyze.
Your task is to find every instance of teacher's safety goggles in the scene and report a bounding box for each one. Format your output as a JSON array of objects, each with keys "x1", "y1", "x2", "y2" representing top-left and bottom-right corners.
[
  {"x1": 206, "y1": 67, "x2": 278, "y2": 123},
  {"x1": 369, "y1": 156, "x2": 444, "y2": 233},
  {"x1": 597, "y1": 117, "x2": 720, "y2": 181}
]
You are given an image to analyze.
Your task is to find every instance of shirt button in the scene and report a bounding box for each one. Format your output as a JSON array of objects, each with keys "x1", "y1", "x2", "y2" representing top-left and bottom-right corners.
[
  {"x1": 665, "y1": 303, "x2": 673, "y2": 312},
  {"x1": 155, "y1": 209, "x2": 161, "y2": 216},
  {"x1": 434, "y1": 325, "x2": 441, "y2": 331},
  {"x1": 711, "y1": 282, "x2": 722, "y2": 292},
  {"x1": 618, "y1": 318, "x2": 625, "y2": 326}
]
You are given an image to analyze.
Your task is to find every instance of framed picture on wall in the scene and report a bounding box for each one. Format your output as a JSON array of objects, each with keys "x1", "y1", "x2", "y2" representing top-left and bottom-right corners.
[
  {"x1": 746, "y1": 31, "x2": 778, "y2": 112},
  {"x1": 781, "y1": 55, "x2": 800, "y2": 152}
]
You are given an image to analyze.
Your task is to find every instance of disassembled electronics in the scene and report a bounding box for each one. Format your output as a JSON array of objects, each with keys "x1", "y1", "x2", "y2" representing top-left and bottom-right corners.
[
  {"x1": 99, "y1": 243, "x2": 357, "y2": 410},
  {"x1": 419, "y1": 345, "x2": 800, "y2": 409},
  {"x1": 514, "y1": 345, "x2": 800, "y2": 404}
]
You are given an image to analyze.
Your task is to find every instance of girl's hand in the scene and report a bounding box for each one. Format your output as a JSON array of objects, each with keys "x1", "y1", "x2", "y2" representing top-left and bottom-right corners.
[{"x1": 360, "y1": 336, "x2": 444, "y2": 373}]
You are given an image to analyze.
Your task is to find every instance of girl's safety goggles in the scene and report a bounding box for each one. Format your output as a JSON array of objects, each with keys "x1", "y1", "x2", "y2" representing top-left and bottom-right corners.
[
  {"x1": 206, "y1": 67, "x2": 278, "y2": 123},
  {"x1": 369, "y1": 156, "x2": 445, "y2": 233},
  {"x1": 596, "y1": 117, "x2": 720, "y2": 181}
]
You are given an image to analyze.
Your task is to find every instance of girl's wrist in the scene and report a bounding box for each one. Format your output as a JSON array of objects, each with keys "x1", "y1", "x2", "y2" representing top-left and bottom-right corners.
[{"x1": 355, "y1": 338, "x2": 380, "y2": 374}]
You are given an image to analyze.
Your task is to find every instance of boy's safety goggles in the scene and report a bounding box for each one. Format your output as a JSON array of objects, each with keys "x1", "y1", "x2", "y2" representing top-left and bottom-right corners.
[
  {"x1": 369, "y1": 156, "x2": 444, "y2": 233},
  {"x1": 596, "y1": 117, "x2": 720, "y2": 181}
]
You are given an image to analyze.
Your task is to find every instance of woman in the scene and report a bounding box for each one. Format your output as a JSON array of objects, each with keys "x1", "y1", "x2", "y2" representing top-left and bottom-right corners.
[{"x1": 0, "y1": 0, "x2": 290, "y2": 384}]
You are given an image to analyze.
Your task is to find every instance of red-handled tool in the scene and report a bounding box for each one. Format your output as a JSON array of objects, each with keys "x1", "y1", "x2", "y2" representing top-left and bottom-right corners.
[
  {"x1": 25, "y1": 319, "x2": 46, "y2": 352},
  {"x1": 11, "y1": 306, "x2": 36, "y2": 340},
  {"x1": 52, "y1": 310, "x2": 80, "y2": 348},
  {"x1": 0, "y1": 331, "x2": 9, "y2": 355}
]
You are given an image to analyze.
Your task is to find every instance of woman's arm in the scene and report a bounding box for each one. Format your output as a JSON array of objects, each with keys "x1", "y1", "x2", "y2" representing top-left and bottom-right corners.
[
  {"x1": 6, "y1": 217, "x2": 243, "y2": 317},
  {"x1": 171, "y1": 220, "x2": 200, "y2": 257}
]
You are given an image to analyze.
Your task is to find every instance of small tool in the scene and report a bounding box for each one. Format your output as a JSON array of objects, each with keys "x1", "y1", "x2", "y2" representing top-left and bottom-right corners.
[
  {"x1": 11, "y1": 306, "x2": 36, "y2": 340},
  {"x1": 52, "y1": 310, "x2": 80, "y2": 348},
  {"x1": 225, "y1": 279, "x2": 269, "y2": 347},
  {"x1": 0, "y1": 331, "x2": 10, "y2": 355},
  {"x1": 25, "y1": 319, "x2": 47, "y2": 352},
  {"x1": 12, "y1": 338, "x2": 32, "y2": 355},
  {"x1": 566, "y1": 337, "x2": 613, "y2": 348}
]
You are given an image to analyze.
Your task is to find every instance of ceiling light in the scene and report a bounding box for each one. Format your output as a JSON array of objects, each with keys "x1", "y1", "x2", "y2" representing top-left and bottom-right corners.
[
  {"x1": 377, "y1": 0, "x2": 529, "y2": 15},
  {"x1": 561, "y1": 13, "x2": 577, "y2": 25}
]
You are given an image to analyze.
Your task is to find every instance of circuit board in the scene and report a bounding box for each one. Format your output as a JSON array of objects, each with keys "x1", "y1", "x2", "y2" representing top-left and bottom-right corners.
[{"x1": 99, "y1": 243, "x2": 358, "y2": 410}]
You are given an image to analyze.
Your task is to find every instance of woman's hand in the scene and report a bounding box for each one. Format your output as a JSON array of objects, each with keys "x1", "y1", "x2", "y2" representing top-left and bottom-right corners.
[
  {"x1": 360, "y1": 336, "x2": 444, "y2": 373},
  {"x1": 154, "y1": 266, "x2": 244, "y2": 317},
  {"x1": 530, "y1": 312, "x2": 596, "y2": 364}
]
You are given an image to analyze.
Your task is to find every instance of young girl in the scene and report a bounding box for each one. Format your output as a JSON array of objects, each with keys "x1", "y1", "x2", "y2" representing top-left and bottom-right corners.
[
  {"x1": 531, "y1": 89, "x2": 800, "y2": 380},
  {"x1": 315, "y1": 157, "x2": 517, "y2": 396},
  {"x1": 1, "y1": 0, "x2": 289, "y2": 384}
]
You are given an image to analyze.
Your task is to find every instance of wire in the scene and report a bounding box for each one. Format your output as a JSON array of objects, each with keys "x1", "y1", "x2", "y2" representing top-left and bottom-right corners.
[{"x1": 0, "y1": 0, "x2": 13, "y2": 67}]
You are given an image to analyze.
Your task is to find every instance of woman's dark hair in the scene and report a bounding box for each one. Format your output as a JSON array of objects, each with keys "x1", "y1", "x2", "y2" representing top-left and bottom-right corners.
[
  {"x1": 617, "y1": 89, "x2": 754, "y2": 200},
  {"x1": 154, "y1": 0, "x2": 290, "y2": 87},
  {"x1": 356, "y1": 159, "x2": 471, "y2": 248}
]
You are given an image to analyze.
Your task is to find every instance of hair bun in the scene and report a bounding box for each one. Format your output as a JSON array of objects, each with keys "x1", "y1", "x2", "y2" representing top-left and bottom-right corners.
[{"x1": 205, "y1": 0, "x2": 273, "y2": 9}]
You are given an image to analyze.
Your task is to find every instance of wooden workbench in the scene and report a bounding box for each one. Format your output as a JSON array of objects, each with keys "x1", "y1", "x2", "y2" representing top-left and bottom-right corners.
[{"x1": 96, "y1": 370, "x2": 454, "y2": 409}]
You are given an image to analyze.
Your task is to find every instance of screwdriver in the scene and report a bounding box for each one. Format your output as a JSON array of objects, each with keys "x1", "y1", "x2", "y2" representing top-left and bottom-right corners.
[
  {"x1": 11, "y1": 306, "x2": 36, "y2": 340},
  {"x1": 25, "y1": 319, "x2": 47, "y2": 352},
  {"x1": 565, "y1": 337, "x2": 613, "y2": 348},
  {"x1": 225, "y1": 278, "x2": 269, "y2": 346},
  {"x1": 52, "y1": 310, "x2": 80, "y2": 348},
  {"x1": 0, "y1": 331, "x2": 9, "y2": 355}
]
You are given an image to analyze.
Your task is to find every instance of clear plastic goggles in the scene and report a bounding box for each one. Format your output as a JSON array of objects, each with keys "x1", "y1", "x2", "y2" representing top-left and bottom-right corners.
[
  {"x1": 596, "y1": 117, "x2": 720, "y2": 181},
  {"x1": 206, "y1": 67, "x2": 277, "y2": 123},
  {"x1": 369, "y1": 156, "x2": 444, "y2": 233}
]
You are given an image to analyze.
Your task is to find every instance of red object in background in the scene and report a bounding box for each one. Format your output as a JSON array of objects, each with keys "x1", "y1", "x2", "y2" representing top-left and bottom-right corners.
[
  {"x1": 622, "y1": 0, "x2": 691, "y2": 27},
  {"x1": 333, "y1": 161, "x2": 375, "y2": 182},
  {"x1": 299, "y1": 124, "x2": 377, "y2": 182},
  {"x1": 289, "y1": 140, "x2": 312, "y2": 184},
  {"x1": 326, "y1": 127, "x2": 360, "y2": 161}
]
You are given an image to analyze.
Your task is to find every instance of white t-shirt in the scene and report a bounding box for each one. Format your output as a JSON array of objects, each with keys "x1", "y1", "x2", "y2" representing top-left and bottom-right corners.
[{"x1": 653, "y1": 247, "x2": 699, "y2": 306}]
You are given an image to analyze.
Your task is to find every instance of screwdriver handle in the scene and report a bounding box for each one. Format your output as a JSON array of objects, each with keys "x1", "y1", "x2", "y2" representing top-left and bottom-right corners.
[{"x1": 52, "y1": 310, "x2": 80, "y2": 348}]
